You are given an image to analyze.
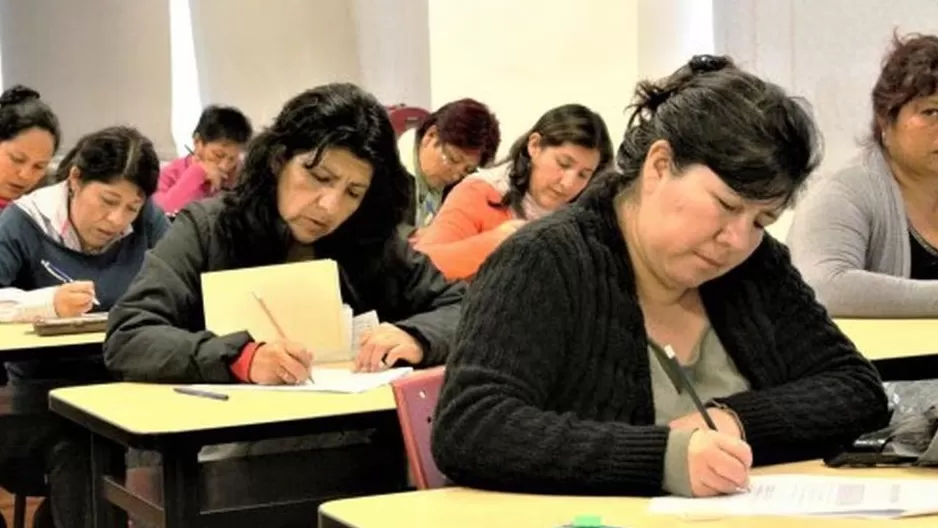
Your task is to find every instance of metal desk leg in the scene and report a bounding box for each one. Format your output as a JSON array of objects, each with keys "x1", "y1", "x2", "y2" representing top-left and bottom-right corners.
[
  {"x1": 161, "y1": 446, "x2": 200, "y2": 528},
  {"x1": 89, "y1": 433, "x2": 127, "y2": 528}
]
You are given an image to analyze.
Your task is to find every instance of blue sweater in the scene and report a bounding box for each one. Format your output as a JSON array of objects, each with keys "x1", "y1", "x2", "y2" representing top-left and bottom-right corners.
[{"x1": 0, "y1": 200, "x2": 170, "y2": 380}]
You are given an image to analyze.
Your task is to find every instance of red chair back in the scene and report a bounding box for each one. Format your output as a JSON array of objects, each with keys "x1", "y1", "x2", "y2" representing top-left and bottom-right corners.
[
  {"x1": 387, "y1": 105, "x2": 430, "y2": 138},
  {"x1": 391, "y1": 366, "x2": 446, "y2": 489}
]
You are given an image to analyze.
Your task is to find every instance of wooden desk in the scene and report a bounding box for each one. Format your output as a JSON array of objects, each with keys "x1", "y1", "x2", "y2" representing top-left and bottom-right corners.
[
  {"x1": 835, "y1": 319, "x2": 938, "y2": 380},
  {"x1": 50, "y1": 379, "x2": 403, "y2": 528},
  {"x1": 0, "y1": 323, "x2": 104, "y2": 356},
  {"x1": 318, "y1": 460, "x2": 938, "y2": 528}
]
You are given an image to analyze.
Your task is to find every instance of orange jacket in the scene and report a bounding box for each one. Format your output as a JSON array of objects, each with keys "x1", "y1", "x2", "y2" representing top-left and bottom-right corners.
[{"x1": 415, "y1": 178, "x2": 512, "y2": 281}]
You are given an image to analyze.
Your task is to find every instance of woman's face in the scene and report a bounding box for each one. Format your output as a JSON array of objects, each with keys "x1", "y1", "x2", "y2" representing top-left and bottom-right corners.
[
  {"x1": 883, "y1": 95, "x2": 938, "y2": 178},
  {"x1": 68, "y1": 169, "x2": 146, "y2": 251},
  {"x1": 0, "y1": 127, "x2": 55, "y2": 201},
  {"x1": 417, "y1": 125, "x2": 481, "y2": 189},
  {"x1": 527, "y1": 135, "x2": 601, "y2": 211},
  {"x1": 627, "y1": 140, "x2": 783, "y2": 290},
  {"x1": 276, "y1": 147, "x2": 374, "y2": 244}
]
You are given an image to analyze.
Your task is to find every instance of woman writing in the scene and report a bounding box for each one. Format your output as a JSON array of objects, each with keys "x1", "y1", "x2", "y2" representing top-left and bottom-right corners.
[
  {"x1": 105, "y1": 83, "x2": 465, "y2": 384},
  {"x1": 416, "y1": 104, "x2": 613, "y2": 281},
  {"x1": 432, "y1": 56, "x2": 888, "y2": 498}
]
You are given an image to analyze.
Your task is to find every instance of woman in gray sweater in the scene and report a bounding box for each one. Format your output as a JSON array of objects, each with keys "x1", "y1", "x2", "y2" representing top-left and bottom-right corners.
[{"x1": 788, "y1": 33, "x2": 938, "y2": 317}]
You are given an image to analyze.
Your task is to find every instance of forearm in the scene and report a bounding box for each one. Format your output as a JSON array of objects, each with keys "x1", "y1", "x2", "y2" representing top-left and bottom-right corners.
[
  {"x1": 394, "y1": 303, "x2": 461, "y2": 367},
  {"x1": 812, "y1": 269, "x2": 938, "y2": 317},
  {"x1": 432, "y1": 382, "x2": 671, "y2": 494}
]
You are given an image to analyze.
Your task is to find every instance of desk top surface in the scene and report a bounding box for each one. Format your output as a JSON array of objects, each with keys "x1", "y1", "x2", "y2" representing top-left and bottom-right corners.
[
  {"x1": 319, "y1": 461, "x2": 938, "y2": 528},
  {"x1": 49, "y1": 375, "x2": 396, "y2": 437},
  {"x1": 835, "y1": 318, "x2": 938, "y2": 361},
  {"x1": 0, "y1": 323, "x2": 104, "y2": 353}
]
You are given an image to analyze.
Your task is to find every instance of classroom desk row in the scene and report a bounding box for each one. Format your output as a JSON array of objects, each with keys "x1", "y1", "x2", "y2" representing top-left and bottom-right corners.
[
  {"x1": 318, "y1": 461, "x2": 938, "y2": 528},
  {"x1": 0, "y1": 318, "x2": 936, "y2": 526}
]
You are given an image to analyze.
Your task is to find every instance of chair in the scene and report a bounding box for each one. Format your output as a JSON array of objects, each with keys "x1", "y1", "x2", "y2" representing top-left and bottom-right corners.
[
  {"x1": 386, "y1": 105, "x2": 430, "y2": 138},
  {"x1": 390, "y1": 366, "x2": 446, "y2": 489}
]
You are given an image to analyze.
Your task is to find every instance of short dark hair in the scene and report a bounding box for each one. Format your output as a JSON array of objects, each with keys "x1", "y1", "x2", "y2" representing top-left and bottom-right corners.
[
  {"x1": 56, "y1": 126, "x2": 160, "y2": 197},
  {"x1": 610, "y1": 54, "x2": 821, "y2": 208},
  {"x1": 417, "y1": 99, "x2": 500, "y2": 167},
  {"x1": 0, "y1": 85, "x2": 60, "y2": 149},
  {"x1": 193, "y1": 105, "x2": 253, "y2": 145},
  {"x1": 870, "y1": 32, "x2": 938, "y2": 146},
  {"x1": 496, "y1": 104, "x2": 613, "y2": 218},
  {"x1": 216, "y1": 83, "x2": 409, "y2": 270}
]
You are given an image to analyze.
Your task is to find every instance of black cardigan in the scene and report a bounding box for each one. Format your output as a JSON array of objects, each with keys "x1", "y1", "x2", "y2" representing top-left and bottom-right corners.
[
  {"x1": 431, "y1": 183, "x2": 889, "y2": 496},
  {"x1": 104, "y1": 198, "x2": 465, "y2": 383}
]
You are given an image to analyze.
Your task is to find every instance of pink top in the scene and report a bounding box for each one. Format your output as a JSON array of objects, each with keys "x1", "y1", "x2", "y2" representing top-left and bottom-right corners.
[{"x1": 154, "y1": 155, "x2": 215, "y2": 213}]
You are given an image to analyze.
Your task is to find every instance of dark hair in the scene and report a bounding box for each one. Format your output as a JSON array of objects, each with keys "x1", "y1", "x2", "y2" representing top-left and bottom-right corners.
[
  {"x1": 0, "y1": 85, "x2": 60, "y2": 149},
  {"x1": 193, "y1": 105, "x2": 253, "y2": 145},
  {"x1": 216, "y1": 83, "x2": 409, "y2": 269},
  {"x1": 610, "y1": 54, "x2": 821, "y2": 208},
  {"x1": 416, "y1": 98, "x2": 501, "y2": 167},
  {"x1": 495, "y1": 104, "x2": 613, "y2": 218},
  {"x1": 55, "y1": 126, "x2": 160, "y2": 197},
  {"x1": 870, "y1": 32, "x2": 938, "y2": 146}
]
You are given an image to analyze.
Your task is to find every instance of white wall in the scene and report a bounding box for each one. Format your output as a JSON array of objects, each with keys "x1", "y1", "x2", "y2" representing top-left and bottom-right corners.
[
  {"x1": 188, "y1": 0, "x2": 362, "y2": 128},
  {"x1": 0, "y1": 0, "x2": 175, "y2": 158},
  {"x1": 638, "y1": 0, "x2": 714, "y2": 79},
  {"x1": 427, "y1": 0, "x2": 641, "y2": 158},
  {"x1": 353, "y1": 0, "x2": 431, "y2": 109}
]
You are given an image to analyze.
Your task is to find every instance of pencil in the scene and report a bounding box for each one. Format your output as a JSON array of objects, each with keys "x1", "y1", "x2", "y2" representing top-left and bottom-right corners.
[
  {"x1": 252, "y1": 291, "x2": 287, "y2": 339},
  {"x1": 663, "y1": 345, "x2": 717, "y2": 430},
  {"x1": 252, "y1": 292, "x2": 314, "y2": 384}
]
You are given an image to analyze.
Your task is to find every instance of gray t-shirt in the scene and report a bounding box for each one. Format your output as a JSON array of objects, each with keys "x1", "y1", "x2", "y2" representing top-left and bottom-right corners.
[{"x1": 649, "y1": 327, "x2": 751, "y2": 496}]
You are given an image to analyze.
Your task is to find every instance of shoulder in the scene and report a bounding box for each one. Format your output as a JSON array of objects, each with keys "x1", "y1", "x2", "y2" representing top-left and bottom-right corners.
[
  {"x1": 160, "y1": 155, "x2": 193, "y2": 176},
  {"x1": 722, "y1": 235, "x2": 801, "y2": 290},
  {"x1": 0, "y1": 201, "x2": 41, "y2": 238},
  {"x1": 454, "y1": 172, "x2": 506, "y2": 201},
  {"x1": 801, "y1": 148, "x2": 892, "y2": 208}
]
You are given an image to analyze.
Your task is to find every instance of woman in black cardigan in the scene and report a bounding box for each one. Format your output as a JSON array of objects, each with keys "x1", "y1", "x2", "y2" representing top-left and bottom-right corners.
[{"x1": 431, "y1": 56, "x2": 889, "y2": 498}]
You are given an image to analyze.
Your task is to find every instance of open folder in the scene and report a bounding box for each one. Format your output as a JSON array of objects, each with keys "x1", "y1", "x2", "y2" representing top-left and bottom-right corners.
[{"x1": 202, "y1": 260, "x2": 357, "y2": 362}]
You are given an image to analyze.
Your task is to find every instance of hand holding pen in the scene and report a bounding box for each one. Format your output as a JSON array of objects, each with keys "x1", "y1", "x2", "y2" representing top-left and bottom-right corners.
[
  {"x1": 661, "y1": 345, "x2": 752, "y2": 497},
  {"x1": 42, "y1": 259, "x2": 100, "y2": 317},
  {"x1": 249, "y1": 292, "x2": 313, "y2": 385}
]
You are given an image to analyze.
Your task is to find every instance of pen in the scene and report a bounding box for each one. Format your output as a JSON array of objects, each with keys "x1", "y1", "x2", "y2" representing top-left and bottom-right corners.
[
  {"x1": 252, "y1": 291, "x2": 314, "y2": 384},
  {"x1": 663, "y1": 345, "x2": 717, "y2": 431},
  {"x1": 40, "y1": 259, "x2": 101, "y2": 306},
  {"x1": 173, "y1": 387, "x2": 229, "y2": 401}
]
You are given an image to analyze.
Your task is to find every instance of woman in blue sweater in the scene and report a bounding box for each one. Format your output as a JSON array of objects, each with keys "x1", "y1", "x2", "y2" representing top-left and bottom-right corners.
[{"x1": 0, "y1": 125, "x2": 168, "y2": 528}]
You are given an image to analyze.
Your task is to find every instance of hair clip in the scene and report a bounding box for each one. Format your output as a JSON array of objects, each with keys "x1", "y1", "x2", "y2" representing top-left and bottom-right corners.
[{"x1": 688, "y1": 54, "x2": 731, "y2": 74}]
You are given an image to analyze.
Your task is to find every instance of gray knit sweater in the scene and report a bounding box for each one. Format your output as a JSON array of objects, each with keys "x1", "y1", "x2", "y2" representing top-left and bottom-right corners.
[{"x1": 787, "y1": 147, "x2": 938, "y2": 317}]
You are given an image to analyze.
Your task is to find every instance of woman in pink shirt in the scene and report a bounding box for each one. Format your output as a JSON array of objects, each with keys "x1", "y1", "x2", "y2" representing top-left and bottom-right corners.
[{"x1": 155, "y1": 105, "x2": 252, "y2": 214}]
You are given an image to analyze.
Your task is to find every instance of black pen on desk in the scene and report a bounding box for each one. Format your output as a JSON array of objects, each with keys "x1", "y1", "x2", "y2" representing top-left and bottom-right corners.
[
  {"x1": 40, "y1": 259, "x2": 101, "y2": 306},
  {"x1": 174, "y1": 387, "x2": 229, "y2": 401},
  {"x1": 663, "y1": 345, "x2": 717, "y2": 431}
]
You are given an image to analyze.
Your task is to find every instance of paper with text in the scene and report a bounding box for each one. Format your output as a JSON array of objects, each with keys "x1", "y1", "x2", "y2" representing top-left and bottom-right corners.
[
  {"x1": 190, "y1": 367, "x2": 412, "y2": 394},
  {"x1": 649, "y1": 475, "x2": 938, "y2": 519}
]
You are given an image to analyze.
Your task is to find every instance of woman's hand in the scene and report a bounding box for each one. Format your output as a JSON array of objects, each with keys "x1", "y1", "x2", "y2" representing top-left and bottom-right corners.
[
  {"x1": 53, "y1": 281, "x2": 95, "y2": 318},
  {"x1": 249, "y1": 340, "x2": 313, "y2": 385},
  {"x1": 687, "y1": 429, "x2": 753, "y2": 497},
  {"x1": 355, "y1": 323, "x2": 424, "y2": 372}
]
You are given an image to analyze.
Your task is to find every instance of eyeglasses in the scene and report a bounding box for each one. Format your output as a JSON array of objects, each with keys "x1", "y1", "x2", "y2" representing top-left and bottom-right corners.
[{"x1": 439, "y1": 143, "x2": 477, "y2": 177}]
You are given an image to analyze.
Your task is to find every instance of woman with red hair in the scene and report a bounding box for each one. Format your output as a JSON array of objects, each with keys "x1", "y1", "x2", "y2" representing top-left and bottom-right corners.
[{"x1": 398, "y1": 98, "x2": 500, "y2": 236}]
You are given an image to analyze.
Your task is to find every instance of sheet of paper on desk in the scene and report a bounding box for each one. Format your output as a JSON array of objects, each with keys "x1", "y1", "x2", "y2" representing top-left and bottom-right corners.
[
  {"x1": 191, "y1": 367, "x2": 413, "y2": 394},
  {"x1": 649, "y1": 475, "x2": 938, "y2": 519}
]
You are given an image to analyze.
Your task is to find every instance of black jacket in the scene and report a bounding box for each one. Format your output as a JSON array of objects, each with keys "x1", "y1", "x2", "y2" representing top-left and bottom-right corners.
[
  {"x1": 431, "y1": 182, "x2": 889, "y2": 495},
  {"x1": 104, "y1": 198, "x2": 465, "y2": 383}
]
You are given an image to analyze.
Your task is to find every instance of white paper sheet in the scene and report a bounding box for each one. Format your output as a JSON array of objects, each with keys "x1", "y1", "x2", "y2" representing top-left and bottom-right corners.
[
  {"x1": 649, "y1": 475, "x2": 938, "y2": 519},
  {"x1": 190, "y1": 367, "x2": 413, "y2": 394}
]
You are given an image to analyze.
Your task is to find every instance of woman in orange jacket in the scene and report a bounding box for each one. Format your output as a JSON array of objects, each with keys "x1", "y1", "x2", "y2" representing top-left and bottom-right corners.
[{"x1": 416, "y1": 104, "x2": 613, "y2": 281}]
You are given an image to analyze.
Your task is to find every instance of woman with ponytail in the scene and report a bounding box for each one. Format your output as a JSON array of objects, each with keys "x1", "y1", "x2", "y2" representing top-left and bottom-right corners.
[
  {"x1": 105, "y1": 83, "x2": 464, "y2": 386},
  {"x1": 415, "y1": 104, "x2": 613, "y2": 281},
  {"x1": 432, "y1": 55, "x2": 888, "y2": 498}
]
